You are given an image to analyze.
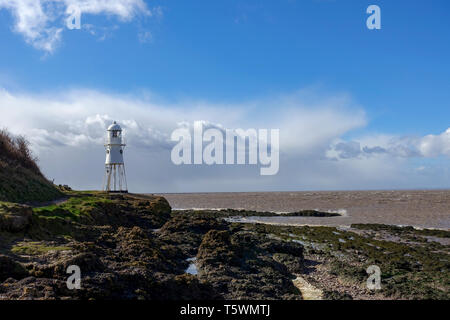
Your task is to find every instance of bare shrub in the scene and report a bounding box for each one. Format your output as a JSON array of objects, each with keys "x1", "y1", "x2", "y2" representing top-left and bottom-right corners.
[{"x1": 0, "y1": 129, "x2": 41, "y2": 175}]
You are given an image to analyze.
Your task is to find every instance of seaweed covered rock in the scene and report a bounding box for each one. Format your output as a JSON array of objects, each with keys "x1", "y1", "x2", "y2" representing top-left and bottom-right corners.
[
  {"x1": 4, "y1": 190, "x2": 444, "y2": 300},
  {"x1": 273, "y1": 253, "x2": 304, "y2": 274},
  {"x1": 197, "y1": 230, "x2": 237, "y2": 266},
  {"x1": 144, "y1": 274, "x2": 220, "y2": 300},
  {"x1": 0, "y1": 255, "x2": 28, "y2": 282},
  {"x1": 53, "y1": 252, "x2": 105, "y2": 275},
  {"x1": 158, "y1": 213, "x2": 228, "y2": 257},
  {"x1": 196, "y1": 229, "x2": 304, "y2": 300},
  {"x1": 0, "y1": 203, "x2": 32, "y2": 232},
  {"x1": 147, "y1": 197, "x2": 171, "y2": 215},
  {"x1": 0, "y1": 276, "x2": 70, "y2": 300}
]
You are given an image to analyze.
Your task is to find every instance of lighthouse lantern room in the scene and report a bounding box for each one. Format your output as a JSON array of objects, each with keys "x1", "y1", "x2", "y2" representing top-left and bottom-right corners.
[{"x1": 103, "y1": 121, "x2": 128, "y2": 193}]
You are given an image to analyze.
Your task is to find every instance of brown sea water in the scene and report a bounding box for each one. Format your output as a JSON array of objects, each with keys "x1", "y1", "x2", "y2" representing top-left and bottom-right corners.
[{"x1": 156, "y1": 190, "x2": 450, "y2": 230}]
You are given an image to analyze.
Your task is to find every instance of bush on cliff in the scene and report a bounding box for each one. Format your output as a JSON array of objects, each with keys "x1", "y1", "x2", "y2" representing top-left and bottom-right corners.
[{"x1": 0, "y1": 129, "x2": 63, "y2": 203}]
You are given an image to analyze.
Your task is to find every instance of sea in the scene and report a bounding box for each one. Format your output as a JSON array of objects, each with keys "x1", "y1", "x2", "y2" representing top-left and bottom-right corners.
[{"x1": 156, "y1": 190, "x2": 450, "y2": 230}]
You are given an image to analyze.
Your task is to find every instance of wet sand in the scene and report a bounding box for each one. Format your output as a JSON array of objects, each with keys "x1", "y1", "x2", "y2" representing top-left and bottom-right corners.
[{"x1": 157, "y1": 190, "x2": 450, "y2": 230}]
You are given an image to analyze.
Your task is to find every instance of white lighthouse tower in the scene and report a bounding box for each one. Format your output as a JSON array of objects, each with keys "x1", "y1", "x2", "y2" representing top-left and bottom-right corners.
[{"x1": 103, "y1": 121, "x2": 128, "y2": 193}]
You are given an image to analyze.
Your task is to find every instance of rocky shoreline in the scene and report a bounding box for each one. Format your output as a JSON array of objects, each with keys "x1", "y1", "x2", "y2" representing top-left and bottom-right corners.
[{"x1": 0, "y1": 192, "x2": 449, "y2": 300}]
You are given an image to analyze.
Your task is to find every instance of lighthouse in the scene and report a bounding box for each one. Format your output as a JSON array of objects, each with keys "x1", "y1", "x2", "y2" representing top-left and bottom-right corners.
[{"x1": 103, "y1": 121, "x2": 128, "y2": 193}]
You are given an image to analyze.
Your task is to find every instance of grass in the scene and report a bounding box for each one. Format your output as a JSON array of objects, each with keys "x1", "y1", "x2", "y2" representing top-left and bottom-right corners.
[
  {"x1": 22, "y1": 193, "x2": 114, "y2": 240},
  {"x1": 33, "y1": 194, "x2": 112, "y2": 222},
  {"x1": 0, "y1": 201, "x2": 25, "y2": 212},
  {"x1": 11, "y1": 241, "x2": 71, "y2": 255},
  {"x1": 0, "y1": 163, "x2": 63, "y2": 204}
]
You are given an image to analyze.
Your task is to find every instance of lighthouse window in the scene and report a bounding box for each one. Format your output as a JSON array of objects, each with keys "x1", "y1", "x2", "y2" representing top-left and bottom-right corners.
[
  {"x1": 120, "y1": 150, "x2": 123, "y2": 154},
  {"x1": 106, "y1": 150, "x2": 110, "y2": 154},
  {"x1": 112, "y1": 131, "x2": 118, "y2": 138}
]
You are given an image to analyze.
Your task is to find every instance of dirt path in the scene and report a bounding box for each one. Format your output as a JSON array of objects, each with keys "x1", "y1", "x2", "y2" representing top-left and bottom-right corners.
[
  {"x1": 292, "y1": 275, "x2": 323, "y2": 300},
  {"x1": 31, "y1": 197, "x2": 69, "y2": 208}
]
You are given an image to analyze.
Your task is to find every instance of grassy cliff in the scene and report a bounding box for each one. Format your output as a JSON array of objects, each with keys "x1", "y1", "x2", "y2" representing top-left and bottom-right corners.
[{"x1": 0, "y1": 129, "x2": 63, "y2": 203}]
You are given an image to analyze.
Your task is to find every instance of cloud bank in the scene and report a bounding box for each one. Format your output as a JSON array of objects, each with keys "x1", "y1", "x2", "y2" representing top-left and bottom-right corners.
[
  {"x1": 0, "y1": 0, "x2": 155, "y2": 52},
  {"x1": 0, "y1": 88, "x2": 449, "y2": 192},
  {"x1": 328, "y1": 130, "x2": 450, "y2": 160}
]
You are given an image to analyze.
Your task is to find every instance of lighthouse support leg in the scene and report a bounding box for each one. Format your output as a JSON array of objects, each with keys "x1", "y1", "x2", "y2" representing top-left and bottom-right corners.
[
  {"x1": 105, "y1": 165, "x2": 111, "y2": 192},
  {"x1": 122, "y1": 165, "x2": 128, "y2": 192},
  {"x1": 114, "y1": 164, "x2": 117, "y2": 191},
  {"x1": 104, "y1": 164, "x2": 128, "y2": 193},
  {"x1": 118, "y1": 165, "x2": 122, "y2": 192}
]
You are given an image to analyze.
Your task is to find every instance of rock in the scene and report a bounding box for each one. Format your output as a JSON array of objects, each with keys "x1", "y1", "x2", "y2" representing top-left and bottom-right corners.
[
  {"x1": 323, "y1": 290, "x2": 353, "y2": 300},
  {"x1": 53, "y1": 253, "x2": 104, "y2": 276},
  {"x1": 0, "y1": 203, "x2": 32, "y2": 232},
  {"x1": 261, "y1": 239, "x2": 304, "y2": 257},
  {"x1": 196, "y1": 230, "x2": 304, "y2": 300},
  {"x1": 148, "y1": 197, "x2": 171, "y2": 215},
  {"x1": 146, "y1": 274, "x2": 220, "y2": 300},
  {"x1": 0, "y1": 255, "x2": 28, "y2": 282},
  {"x1": 0, "y1": 193, "x2": 308, "y2": 300},
  {"x1": 0, "y1": 276, "x2": 71, "y2": 300},
  {"x1": 197, "y1": 230, "x2": 237, "y2": 265},
  {"x1": 158, "y1": 214, "x2": 228, "y2": 257},
  {"x1": 273, "y1": 253, "x2": 304, "y2": 274}
]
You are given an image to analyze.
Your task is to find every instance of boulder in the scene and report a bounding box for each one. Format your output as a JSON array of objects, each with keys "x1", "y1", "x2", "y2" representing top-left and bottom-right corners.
[
  {"x1": 0, "y1": 203, "x2": 32, "y2": 232},
  {"x1": 53, "y1": 252, "x2": 104, "y2": 276},
  {"x1": 0, "y1": 255, "x2": 28, "y2": 282}
]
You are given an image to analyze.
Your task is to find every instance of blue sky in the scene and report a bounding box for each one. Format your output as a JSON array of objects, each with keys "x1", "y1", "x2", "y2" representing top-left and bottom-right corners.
[{"x1": 0, "y1": 0, "x2": 449, "y2": 192}]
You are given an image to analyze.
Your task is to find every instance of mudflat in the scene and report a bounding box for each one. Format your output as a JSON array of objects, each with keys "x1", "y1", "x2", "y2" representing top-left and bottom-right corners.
[{"x1": 159, "y1": 190, "x2": 450, "y2": 229}]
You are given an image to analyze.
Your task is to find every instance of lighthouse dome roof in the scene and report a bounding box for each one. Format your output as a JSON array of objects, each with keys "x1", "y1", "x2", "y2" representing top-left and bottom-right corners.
[{"x1": 107, "y1": 121, "x2": 122, "y2": 131}]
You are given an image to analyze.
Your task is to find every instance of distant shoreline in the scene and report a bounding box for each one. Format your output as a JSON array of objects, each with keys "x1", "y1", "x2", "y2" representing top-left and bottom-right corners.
[{"x1": 154, "y1": 188, "x2": 450, "y2": 195}]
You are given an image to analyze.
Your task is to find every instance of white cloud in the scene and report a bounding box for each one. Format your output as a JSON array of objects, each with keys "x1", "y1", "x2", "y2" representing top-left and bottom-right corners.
[
  {"x1": 64, "y1": 0, "x2": 150, "y2": 19},
  {"x1": 0, "y1": 0, "x2": 152, "y2": 52},
  {"x1": 138, "y1": 30, "x2": 152, "y2": 43},
  {"x1": 328, "y1": 129, "x2": 450, "y2": 160},
  {"x1": 0, "y1": 87, "x2": 449, "y2": 192},
  {"x1": 418, "y1": 128, "x2": 450, "y2": 157}
]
